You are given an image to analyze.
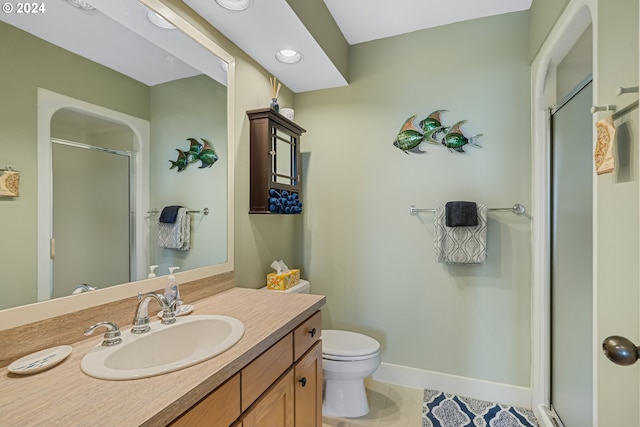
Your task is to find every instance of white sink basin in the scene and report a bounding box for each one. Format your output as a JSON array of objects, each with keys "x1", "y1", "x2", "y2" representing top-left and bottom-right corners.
[{"x1": 81, "y1": 315, "x2": 244, "y2": 380}]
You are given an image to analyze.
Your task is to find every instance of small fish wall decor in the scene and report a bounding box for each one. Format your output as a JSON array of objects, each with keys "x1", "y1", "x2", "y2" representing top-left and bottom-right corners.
[
  {"x1": 392, "y1": 110, "x2": 482, "y2": 154},
  {"x1": 169, "y1": 138, "x2": 219, "y2": 171}
]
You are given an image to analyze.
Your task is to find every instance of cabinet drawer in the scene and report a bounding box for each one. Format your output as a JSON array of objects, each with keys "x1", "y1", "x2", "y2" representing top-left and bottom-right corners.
[
  {"x1": 171, "y1": 374, "x2": 240, "y2": 427},
  {"x1": 294, "y1": 311, "x2": 321, "y2": 361},
  {"x1": 242, "y1": 333, "x2": 293, "y2": 411}
]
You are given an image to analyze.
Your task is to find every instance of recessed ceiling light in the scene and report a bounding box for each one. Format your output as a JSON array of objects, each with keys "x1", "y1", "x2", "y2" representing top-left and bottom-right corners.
[
  {"x1": 215, "y1": 0, "x2": 251, "y2": 11},
  {"x1": 65, "y1": 0, "x2": 95, "y2": 11},
  {"x1": 276, "y1": 49, "x2": 302, "y2": 64},
  {"x1": 146, "y1": 10, "x2": 176, "y2": 30}
]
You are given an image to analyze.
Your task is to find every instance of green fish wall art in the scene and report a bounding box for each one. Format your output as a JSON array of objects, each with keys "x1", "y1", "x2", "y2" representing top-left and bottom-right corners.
[
  {"x1": 169, "y1": 138, "x2": 219, "y2": 172},
  {"x1": 392, "y1": 115, "x2": 426, "y2": 154},
  {"x1": 169, "y1": 149, "x2": 190, "y2": 171},
  {"x1": 392, "y1": 110, "x2": 482, "y2": 154},
  {"x1": 187, "y1": 138, "x2": 219, "y2": 168},
  {"x1": 441, "y1": 121, "x2": 482, "y2": 153},
  {"x1": 419, "y1": 110, "x2": 448, "y2": 143}
]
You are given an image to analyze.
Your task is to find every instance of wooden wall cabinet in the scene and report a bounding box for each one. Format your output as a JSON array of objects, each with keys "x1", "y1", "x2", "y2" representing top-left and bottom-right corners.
[
  {"x1": 171, "y1": 311, "x2": 322, "y2": 427},
  {"x1": 247, "y1": 108, "x2": 306, "y2": 214}
]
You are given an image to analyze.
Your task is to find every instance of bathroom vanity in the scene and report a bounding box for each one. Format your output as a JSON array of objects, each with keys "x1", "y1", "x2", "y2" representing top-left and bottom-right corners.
[{"x1": 0, "y1": 278, "x2": 325, "y2": 426}]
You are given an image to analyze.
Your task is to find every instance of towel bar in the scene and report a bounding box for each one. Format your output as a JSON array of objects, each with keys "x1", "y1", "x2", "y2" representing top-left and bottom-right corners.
[
  {"x1": 148, "y1": 207, "x2": 209, "y2": 216},
  {"x1": 409, "y1": 203, "x2": 526, "y2": 216}
]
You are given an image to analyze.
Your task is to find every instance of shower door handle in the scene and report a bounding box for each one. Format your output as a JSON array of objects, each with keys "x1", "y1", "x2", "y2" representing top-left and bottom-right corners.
[{"x1": 602, "y1": 336, "x2": 640, "y2": 366}]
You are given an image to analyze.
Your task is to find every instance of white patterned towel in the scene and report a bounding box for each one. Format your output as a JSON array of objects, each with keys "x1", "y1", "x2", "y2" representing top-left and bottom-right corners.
[
  {"x1": 434, "y1": 204, "x2": 487, "y2": 264},
  {"x1": 157, "y1": 208, "x2": 191, "y2": 250}
]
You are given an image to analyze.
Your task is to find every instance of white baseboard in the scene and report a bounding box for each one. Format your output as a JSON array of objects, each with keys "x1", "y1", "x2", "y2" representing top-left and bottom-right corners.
[{"x1": 372, "y1": 362, "x2": 533, "y2": 410}]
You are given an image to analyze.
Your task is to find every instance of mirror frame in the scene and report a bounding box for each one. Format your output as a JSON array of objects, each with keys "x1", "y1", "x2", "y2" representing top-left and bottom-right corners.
[{"x1": 0, "y1": 0, "x2": 235, "y2": 330}]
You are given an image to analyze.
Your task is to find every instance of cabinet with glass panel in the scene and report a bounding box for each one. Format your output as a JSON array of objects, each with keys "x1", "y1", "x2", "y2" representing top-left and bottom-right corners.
[{"x1": 247, "y1": 108, "x2": 306, "y2": 214}]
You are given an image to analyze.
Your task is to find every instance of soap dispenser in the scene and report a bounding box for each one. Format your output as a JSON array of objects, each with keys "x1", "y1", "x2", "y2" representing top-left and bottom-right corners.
[
  {"x1": 164, "y1": 267, "x2": 182, "y2": 307},
  {"x1": 148, "y1": 265, "x2": 158, "y2": 279}
]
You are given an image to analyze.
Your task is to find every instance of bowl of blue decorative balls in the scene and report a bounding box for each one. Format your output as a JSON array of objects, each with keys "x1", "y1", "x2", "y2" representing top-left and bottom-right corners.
[{"x1": 269, "y1": 189, "x2": 302, "y2": 214}]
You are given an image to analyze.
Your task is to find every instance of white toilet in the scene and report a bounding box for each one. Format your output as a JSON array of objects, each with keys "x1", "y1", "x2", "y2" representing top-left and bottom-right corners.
[
  {"x1": 321, "y1": 329, "x2": 381, "y2": 417},
  {"x1": 265, "y1": 280, "x2": 382, "y2": 418}
]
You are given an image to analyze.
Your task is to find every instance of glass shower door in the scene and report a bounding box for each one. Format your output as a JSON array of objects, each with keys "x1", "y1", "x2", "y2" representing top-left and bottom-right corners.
[
  {"x1": 51, "y1": 140, "x2": 131, "y2": 297},
  {"x1": 549, "y1": 79, "x2": 593, "y2": 426}
]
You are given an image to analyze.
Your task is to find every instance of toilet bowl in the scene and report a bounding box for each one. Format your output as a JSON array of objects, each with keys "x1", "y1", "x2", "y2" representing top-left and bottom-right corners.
[
  {"x1": 263, "y1": 279, "x2": 381, "y2": 418},
  {"x1": 321, "y1": 329, "x2": 381, "y2": 418}
]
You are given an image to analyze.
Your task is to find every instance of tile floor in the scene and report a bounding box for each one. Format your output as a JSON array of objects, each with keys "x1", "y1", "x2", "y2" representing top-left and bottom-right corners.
[{"x1": 322, "y1": 379, "x2": 423, "y2": 427}]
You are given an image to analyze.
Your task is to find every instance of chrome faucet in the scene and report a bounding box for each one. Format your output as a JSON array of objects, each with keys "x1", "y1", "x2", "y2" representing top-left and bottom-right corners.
[
  {"x1": 131, "y1": 292, "x2": 176, "y2": 334},
  {"x1": 85, "y1": 321, "x2": 122, "y2": 346}
]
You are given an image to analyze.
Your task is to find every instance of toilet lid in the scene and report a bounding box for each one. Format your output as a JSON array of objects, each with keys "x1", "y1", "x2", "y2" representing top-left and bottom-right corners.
[{"x1": 322, "y1": 330, "x2": 380, "y2": 358}]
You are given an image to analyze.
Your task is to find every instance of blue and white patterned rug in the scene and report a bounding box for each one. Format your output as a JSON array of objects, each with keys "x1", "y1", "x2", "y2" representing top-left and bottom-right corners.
[{"x1": 423, "y1": 389, "x2": 538, "y2": 427}]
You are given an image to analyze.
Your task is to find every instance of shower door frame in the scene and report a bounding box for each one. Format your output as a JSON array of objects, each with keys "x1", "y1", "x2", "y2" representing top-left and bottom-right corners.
[
  {"x1": 37, "y1": 88, "x2": 150, "y2": 302},
  {"x1": 530, "y1": 2, "x2": 596, "y2": 426}
]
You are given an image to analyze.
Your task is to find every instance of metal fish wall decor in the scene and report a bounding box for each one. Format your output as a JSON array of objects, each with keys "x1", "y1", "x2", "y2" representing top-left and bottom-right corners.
[
  {"x1": 169, "y1": 138, "x2": 219, "y2": 171},
  {"x1": 392, "y1": 110, "x2": 482, "y2": 154}
]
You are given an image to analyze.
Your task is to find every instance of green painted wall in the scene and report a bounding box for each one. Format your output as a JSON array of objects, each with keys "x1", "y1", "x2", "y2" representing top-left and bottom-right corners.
[
  {"x1": 0, "y1": 21, "x2": 148, "y2": 310},
  {"x1": 528, "y1": 0, "x2": 570, "y2": 61},
  {"x1": 160, "y1": 0, "x2": 301, "y2": 288},
  {"x1": 149, "y1": 75, "x2": 228, "y2": 275},
  {"x1": 295, "y1": 12, "x2": 532, "y2": 386}
]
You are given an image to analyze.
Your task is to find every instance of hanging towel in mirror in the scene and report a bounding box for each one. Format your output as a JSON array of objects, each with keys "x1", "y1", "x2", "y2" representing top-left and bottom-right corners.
[
  {"x1": 445, "y1": 201, "x2": 478, "y2": 227},
  {"x1": 159, "y1": 205, "x2": 182, "y2": 223},
  {"x1": 594, "y1": 117, "x2": 615, "y2": 175},
  {"x1": 435, "y1": 204, "x2": 487, "y2": 264},
  {"x1": 158, "y1": 208, "x2": 190, "y2": 250}
]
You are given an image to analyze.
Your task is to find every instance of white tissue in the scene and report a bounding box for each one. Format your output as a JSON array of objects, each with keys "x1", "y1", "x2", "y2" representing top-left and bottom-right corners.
[{"x1": 270, "y1": 260, "x2": 290, "y2": 274}]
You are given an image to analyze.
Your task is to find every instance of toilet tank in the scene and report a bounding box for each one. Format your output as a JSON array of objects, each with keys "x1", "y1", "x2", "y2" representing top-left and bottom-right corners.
[{"x1": 263, "y1": 279, "x2": 310, "y2": 294}]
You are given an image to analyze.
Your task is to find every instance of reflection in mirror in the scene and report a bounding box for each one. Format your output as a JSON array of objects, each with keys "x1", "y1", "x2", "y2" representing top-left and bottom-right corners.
[
  {"x1": 272, "y1": 128, "x2": 298, "y2": 186},
  {"x1": 0, "y1": 0, "x2": 231, "y2": 311},
  {"x1": 51, "y1": 113, "x2": 132, "y2": 298}
]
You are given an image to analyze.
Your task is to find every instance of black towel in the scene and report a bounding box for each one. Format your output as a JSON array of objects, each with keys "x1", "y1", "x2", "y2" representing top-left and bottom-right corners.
[
  {"x1": 159, "y1": 205, "x2": 182, "y2": 224},
  {"x1": 445, "y1": 201, "x2": 478, "y2": 227}
]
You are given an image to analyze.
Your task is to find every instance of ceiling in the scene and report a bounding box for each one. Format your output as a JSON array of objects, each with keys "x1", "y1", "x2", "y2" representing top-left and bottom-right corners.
[
  {"x1": 187, "y1": 0, "x2": 533, "y2": 93},
  {"x1": 323, "y1": 0, "x2": 533, "y2": 45},
  {"x1": 1, "y1": 0, "x2": 227, "y2": 86},
  {"x1": 2, "y1": 0, "x2": 532, "y2": 93}
]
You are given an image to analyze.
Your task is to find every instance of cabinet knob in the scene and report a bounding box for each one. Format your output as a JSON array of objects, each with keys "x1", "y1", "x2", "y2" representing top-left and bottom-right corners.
[
  {"x1": 299, "y1": 377, "x2": 307, "y2": 387},
  {"x1": 309, "y1": 327, "x2": 316, "y2": 338}
]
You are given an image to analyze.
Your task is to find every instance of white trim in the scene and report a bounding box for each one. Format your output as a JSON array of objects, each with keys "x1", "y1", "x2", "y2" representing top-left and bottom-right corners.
[
  {"x1": 530, "y1": 0, "x2": 596, "y2": 423},
  {"x1": 372, "y1": 362, "x2": 532, "y2": 410},
  {"x1": 37, "y1": 88, "x2": 151, "y2": 302}
]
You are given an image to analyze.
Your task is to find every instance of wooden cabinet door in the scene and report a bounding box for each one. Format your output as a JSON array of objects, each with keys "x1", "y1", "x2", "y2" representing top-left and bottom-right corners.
[
  {"x1": 171, "y1": 374, "x2": 240, "y2": 427},
  {"x1": 294, "y1": 341, "x2": 323, "y2": 427},
  {"x1": 242, "y1": 370, "x2": 294, "y2": 427}
]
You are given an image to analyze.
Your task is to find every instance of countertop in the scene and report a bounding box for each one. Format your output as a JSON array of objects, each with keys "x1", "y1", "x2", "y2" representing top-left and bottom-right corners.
[{"x1": 0, "y1": 287, "x2": 326, "y2": 426}]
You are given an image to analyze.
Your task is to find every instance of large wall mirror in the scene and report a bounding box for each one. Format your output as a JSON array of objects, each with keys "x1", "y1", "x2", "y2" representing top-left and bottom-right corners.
[{"x1": 0, "y1": 0, "x2": 234, "y2": 325}]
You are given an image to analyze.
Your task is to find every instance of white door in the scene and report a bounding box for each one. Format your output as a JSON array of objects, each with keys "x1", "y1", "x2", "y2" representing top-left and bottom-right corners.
[{"x1": 595, "y1": 0, "x2": 640, "y2": 424}]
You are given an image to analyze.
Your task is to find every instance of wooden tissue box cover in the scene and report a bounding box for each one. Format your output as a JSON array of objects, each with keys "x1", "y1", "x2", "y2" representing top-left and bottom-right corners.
[{"x1": 267, "y1": 269, "x2": 300, "y2": 290}]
